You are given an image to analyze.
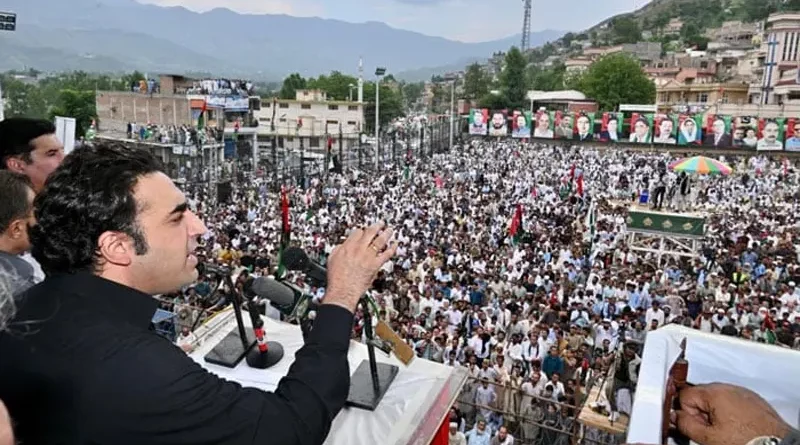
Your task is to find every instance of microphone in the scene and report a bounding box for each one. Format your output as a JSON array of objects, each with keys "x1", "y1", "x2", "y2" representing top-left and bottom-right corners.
[
  {"x1": 250, "y1": 277, "x2": 317, "y2": 321},
  {"x1": 197, "y1": 262, "x2": 231, "y2": 276},
  {"x1": 282, "y1": 247, "x2": 327, "y2": 286}
]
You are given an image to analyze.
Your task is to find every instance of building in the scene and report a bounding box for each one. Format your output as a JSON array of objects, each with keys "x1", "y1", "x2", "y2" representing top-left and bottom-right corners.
[
  {"x1": 656, "y1": 80, "x2": 749, "y2": 112},
  {"x1": 252, "y1": 89, "x2": 364, "y2": 153},
  {"x1": 527, "y1": 90, "x2": 598, "y2": 113},
  {"x1": 706, "y1": 20, "x2": 763, "y2": 45},
  {"x1": 564, "y1": 58, "x2": 593, "y2": 74},
  {"x1": 665, "y1": 18, "x2": 684, "y2": 35},
  {"x1": 95, "y1": 74, "x2": 254, "y2": 135},
  {"x1": 754, "y1": 12, "x2": 800, "y2": 106}
]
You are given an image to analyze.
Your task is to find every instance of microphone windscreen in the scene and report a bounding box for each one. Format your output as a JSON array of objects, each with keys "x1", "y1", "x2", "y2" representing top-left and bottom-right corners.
[
  {"x1": 250, "y1": 277, "x2": 296, "y2": 306},
  {"x1": 282, "y1": 247, "x2": 308, "y2": 271}
]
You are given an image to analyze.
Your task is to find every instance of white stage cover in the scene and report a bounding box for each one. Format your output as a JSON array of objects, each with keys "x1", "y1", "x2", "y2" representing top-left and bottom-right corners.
[
  {"x1": 627, "y1": 325, "x2": 800, "y2": 444},
  {"x1": 189, "y1": 310, "x2": 468, "y2": 445}
]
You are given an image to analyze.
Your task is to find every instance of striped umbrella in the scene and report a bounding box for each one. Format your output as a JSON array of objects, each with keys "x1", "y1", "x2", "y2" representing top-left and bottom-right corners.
[{"x1": 669, "y1": 156, "x2": 732, "y2": 175}]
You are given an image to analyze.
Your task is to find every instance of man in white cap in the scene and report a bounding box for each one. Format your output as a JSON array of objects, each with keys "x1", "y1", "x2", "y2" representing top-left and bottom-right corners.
[{"x1": 449, "y1": 421, "x2": 466, "y2": 445}]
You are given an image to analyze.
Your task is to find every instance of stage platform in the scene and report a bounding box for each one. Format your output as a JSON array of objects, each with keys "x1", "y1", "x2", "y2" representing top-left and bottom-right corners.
[
  {"x1": 578, "y1": 383, "x2": 629, "y2": 435},
  {"x1": 188, "y1": 309, "x2": 468, "y2": 445}
]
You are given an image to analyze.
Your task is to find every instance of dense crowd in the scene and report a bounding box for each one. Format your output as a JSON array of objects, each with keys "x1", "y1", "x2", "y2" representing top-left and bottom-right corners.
[{"x1": 160, "y1": 140, "x2": 800, "y2": 445}]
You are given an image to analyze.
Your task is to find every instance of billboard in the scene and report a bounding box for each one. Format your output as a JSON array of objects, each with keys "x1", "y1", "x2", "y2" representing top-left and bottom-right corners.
[
  {"x1": 533, "y1": 110, "x2": 554, "y2": 138},
  {"x1": 653, "y1": 114, "x2": 677, "y2": 144},
  {"x1": 488, "y1": 110, "x2": 508, "y2": 137},
  {"x1": 573, "y1": 112, "x2": 594, "y2": 142},
  {"x1": 703, "y1": 115, "x2": 732, "y2": 148},
  {"x1": 629, "y1": 113, "x2": 653, "y2": 144},
  {"x1": 757, "y1": 118, "x2": 785, "y2": 151},
  {"x1": 554, "y1": 111, "x2": 574, "y2": 140},
  {"x1": 511, "y1": 110, "x2": 532, "y2": 138},
  {"x1": 785, "y1": 118, "x2": 800, "y2": 152},
  {"x1": 732, "y1": 116, "x2": 758, "y2": 149},
  {"x1": 677, "y1": 114, "x2": 703, "y2": 145},
  {"x1": 599, "y1": 112, "x2": 624, "y2": 143},
  {"x1": 469, "y1": 108, "x2": 488, "y2": 136}
]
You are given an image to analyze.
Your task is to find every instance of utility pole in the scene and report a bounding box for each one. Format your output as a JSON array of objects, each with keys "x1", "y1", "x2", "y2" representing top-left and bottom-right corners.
[
  {"x1": 338, "y1": 123, "x2": 343, "y2": 173},
  {"x1": 375, "y1": 67, "x2": 386, "y2": 171}
]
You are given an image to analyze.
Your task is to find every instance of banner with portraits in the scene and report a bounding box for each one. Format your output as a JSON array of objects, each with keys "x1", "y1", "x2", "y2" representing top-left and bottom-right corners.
[
  {"x1": 554, "y1": 111, "x2": 574, "y2": 140},
  {"x1": 732, "y1": 116, "x2": 758, "y2": 149},
  {"x1": 573, "y1": 112, "x2": 595, "y2": 142},
  {"x1": 511, "y1": 110, "x2": 532, "y2": 138},
  {"x1": 469, "y1": 108, "x2": 488, "y2": 136},
  {"x1": 599, "y1": 112, "x2": 624, "y2": 143},
  {"x1": 785, "y1": 118, "x2": 800, "y2": 152},
  {"x1": 488, "y1": 110, "x2": 508, "y2": 137},
  {"x1": 703, "y1": 115, "x2": 732, "y2": 148},
  {"x1": 677, "y1": 114, "x2": 703, "y2": 145},
  {"x1": 653, "y1": 114, "x2": 677, "y2": 144},
  {"x1": 629, "y1": 113, "x2": 653, "y2": 144},
  {"x1": 532, "y1": 110, "x2": 554, "y2": 139},
  {"x1": 757, "y1": 118, "x2": 785, "y2": 151}
]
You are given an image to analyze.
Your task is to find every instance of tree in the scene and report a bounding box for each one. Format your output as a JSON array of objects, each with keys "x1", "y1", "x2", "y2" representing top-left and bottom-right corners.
[
  {"x1": 610, "y1": 16, "x2": 642, "y2": 44},
  {"x1": 307, "y1": 71, "x2": 359, "y2": 101},
  {"x1": 462, "y1": 63, "x2": 489, "y2": 102},
  {"x1": 50, "y1": 89, "x2": 97, "y2": 139},
  {"x1": 402, "y1": 82, "x2": 425, "y2": 109},
  {"x1": 363, "y1": 82, "x2": 404, "y2": 135},
  {"x1": 574, "y1": 53, "x2": 655, "y2": 111},
  {"x1": 478, "y1": 92, "x2": 509, "y2": 110},
  {"x1": 528, "y1": 62, "x2": 566, "y2": 92},
  {"x1": 1, "y1": 76, "x2": 48, "y2": 118},
  {"x1": 561, "y1": 32, "x2": 576, "y2": 47},
  {"x1": 279, "y1": 73, "x2": 307, "y2": 100},
  {"x1": 501, "y1": 47, "x2": 528, "y2": 110},
  {"x1": 652, "y1": 11, "x2": 671, "y2": 37}
]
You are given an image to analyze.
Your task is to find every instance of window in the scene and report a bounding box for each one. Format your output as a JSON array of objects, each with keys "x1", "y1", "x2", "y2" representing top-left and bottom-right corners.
[
  {"x1": 301, "y1": 104, "x2": 311, "y2": 109},
  {"x1": 262, "y1": 101, "x2": 271, "y2": 108},
  {"x1": 348, "y1": 105, "x2": 358, "y2": 111},
  {"x1": 697, "y1": 93, "x2": 709, "y2": 103},
  {"x1": 258, "y1": 117, "x2": 271, "y2": 122},
  {"x1": 303, "y1": 91, "x2": 309, "y2": 96},
  {"x1": 287, "y1": 137, "x2": 294, "y2": 142},
  {"x1": 279, "y1": 118, "x2": 287, "y2": 123},
  {"x1": 279, "y1": 103, "x2": 289, "y2": 109},
  {"x1": 347, "y1": 121, "x2": 357, "y2": 126},
  {"x1": 722, "y1": 93, "x2": 729, "y2": 104},
  {"x1": 328, "y1": 105, "x2": 339, "y2": 111},
  {"x1": 326, "y1": 120, "x2": 338, "y2": 125},
  {"x1": 309, "y1": 137, "x2": 320, "y2": 147},
  {"x1": 700, "y1": 61, "x2": 708, "y2": 69}
]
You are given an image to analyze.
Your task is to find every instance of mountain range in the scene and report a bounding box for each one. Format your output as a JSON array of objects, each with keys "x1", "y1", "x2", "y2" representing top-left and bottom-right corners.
[{"x1": 0, "y1": 0, "x2": 564, "y2": 81}]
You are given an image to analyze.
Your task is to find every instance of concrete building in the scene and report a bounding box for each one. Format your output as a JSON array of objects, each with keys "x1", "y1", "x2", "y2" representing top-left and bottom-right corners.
[
  {"x1": 665, "y1": 18, "x2": 684, "y2": 35},
  {"x1": 656, "y1": 80, "x2": 749, "y2": 112},
  {"x1": 706, "y1": 20, "x2": 763, "y2": 45},
  {"x1": 754, "y1": 12, "x2": 800, "y2": 106},
  {"x1": 564, "y1": 58, "x2": 593, "y2": 74},
  {"x1": 252, "y1": 89, "x2": 364, "y2": 153}
]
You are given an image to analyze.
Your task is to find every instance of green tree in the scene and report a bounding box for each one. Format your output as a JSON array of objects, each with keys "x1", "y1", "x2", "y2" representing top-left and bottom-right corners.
[
  {"x1": 307, "y1": 71, "x2": 359, "y2": 101},
  {"x1": 478, "y1": 92, "x2": 509, "y2": 110},
  {"x1": 402, "y1": 82, "x2": 425, "y2": 109},
  {"x1": 561, "y1": 32, "x2": 576, "y2": 47},
  {"x1": 363, "y1": 82, "x2": 404, "y2": 135},
  {"x1": 1, "y1": 76, "x2": 48, "y2": 118},
  {"x1": 610, "y1": 16, "x2": 642, "y2": 44},
  {"x1": 462, "y1": 63, "x2": 489, "y2": 101},
  {"x1": 50, "y1": 89, "x2": 97, "y2": 139},
  {"x1": 279, "y1": 73, "x2": 307, "y2": 100},
  {"x1": 501, "y1": 47, "x2": 528, "y2": 110},
  {"x1": 528, "y1": 62, "x2": 566, "y2": 92},
  {"x1": 574, "y1": 53, "x2": 655, "y2": 111},
  {"x1": 652, "y1": 11, "x2": 671, "y2": 37}
]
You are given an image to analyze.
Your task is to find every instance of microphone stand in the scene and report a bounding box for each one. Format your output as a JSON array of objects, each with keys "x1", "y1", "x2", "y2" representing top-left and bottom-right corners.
[
  {"x1": 345, "y1": 296, "x2": 399, "y2": 411},
  {"x1": 203, "y1": 272, "x2": 284, "y2": 369}
]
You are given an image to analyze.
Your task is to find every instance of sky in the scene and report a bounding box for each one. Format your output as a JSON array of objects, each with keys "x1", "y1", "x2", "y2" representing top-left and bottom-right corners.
[{"x1": 137, "y1": 0, "x2": 653, "y2": 43}]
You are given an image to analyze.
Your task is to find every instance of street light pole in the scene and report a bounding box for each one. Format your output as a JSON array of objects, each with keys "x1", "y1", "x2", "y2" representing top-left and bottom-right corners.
[
  {"x1": 449, "y1": 80, "x2": 455, "y2": 151},
  {"x1": 374, "y1": 67, "x2": 386, "y2": 171}
]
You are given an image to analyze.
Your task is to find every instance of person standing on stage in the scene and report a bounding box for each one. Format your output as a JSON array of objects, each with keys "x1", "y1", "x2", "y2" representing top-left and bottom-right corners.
[{"x1": 0, "y1": 142, "x2": 397, "y2": 445}]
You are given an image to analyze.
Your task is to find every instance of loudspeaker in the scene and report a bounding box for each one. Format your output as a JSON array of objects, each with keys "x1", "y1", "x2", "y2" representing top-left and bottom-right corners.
[{"x1": 217, "y1": 181, "x2": 232, "y2": 203}]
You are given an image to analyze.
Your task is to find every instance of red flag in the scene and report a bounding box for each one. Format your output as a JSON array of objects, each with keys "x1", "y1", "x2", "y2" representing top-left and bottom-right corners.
[
  {"x1": 509, "y1": 204, "x2": 523, "y2": 237},
  {"x1": 531, "y1": 186, "x2": 538, "y2": 198},
  {"x1": 577, "y1": 173, "x2": 584, "y2": 196},
  {"x1": 281, "y1": 186, "x2": 290, "y2": 234},
  {"x1": 569, "y1": 164, "x2": 576, "y2": 182}
]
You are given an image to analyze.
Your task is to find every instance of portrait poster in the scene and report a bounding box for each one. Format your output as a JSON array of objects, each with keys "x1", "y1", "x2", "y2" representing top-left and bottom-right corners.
[
  {"x1": 732, "y1": 116, "x2": 758, "y2": 149},
  {"x1": 703, "y1": 115, "x2": 732, "y2": 148},
  {"x1": 677, "y1": 114, "x2": 703, "y2": 145},
  {"x1": 469, "y1": 108, "x2": 488, "y2": 136},
  {"x1": 511, "y1": 110, "x2": 532, "y2": 138},
  {"x1": 573, "y1": 112, "x2": 595, "y2": 142},
  {"x1": 653, "y1": 114, "x2": 677, "y2": 145},
  {"x1": 757, "y1": 118, "x2": 785, "y2": 151},
  {"x1": 554, "y1": 110, "x2": 574, "y2": 140},
  {"x1": 488, "y1": 110, "x2": 508, "y2": 137},
  {"x1": 785, "y1": 118, "x2": 800, "y2": 152},
  {"x1": 532, "y1": 110, "x2": 554, "y2": 139},
  {"x1": 629, "y1": 113, "x2": 653, "y2": 144},
  {"x1": 599, "y1": 112, "x2": 624, "y2": 143}
]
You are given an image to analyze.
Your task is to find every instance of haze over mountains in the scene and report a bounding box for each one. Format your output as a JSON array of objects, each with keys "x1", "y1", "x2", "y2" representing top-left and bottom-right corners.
[{"x1": 0, "y1": 0, "x2": 563, "y2": 80}]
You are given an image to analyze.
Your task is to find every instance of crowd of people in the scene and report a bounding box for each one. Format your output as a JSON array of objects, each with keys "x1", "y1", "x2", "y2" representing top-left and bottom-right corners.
[
  {"x1": 124, "y1": 122, "x2": 221, "y2": 146},
  {"x1": 155, "y1": 139, "x2": 800, "y2": 444},
  {"x1": 2, "y1": 114, "x2": 800, "y2": 445}
]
